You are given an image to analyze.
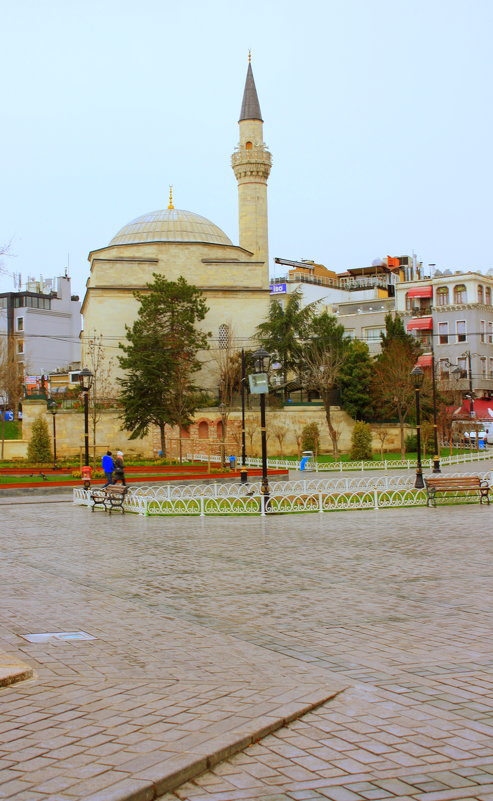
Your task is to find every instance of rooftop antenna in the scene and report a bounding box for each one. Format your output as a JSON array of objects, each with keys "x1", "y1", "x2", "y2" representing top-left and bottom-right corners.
[{"x1": 65, "y1": 253, "x2": 70, "y2": 278}]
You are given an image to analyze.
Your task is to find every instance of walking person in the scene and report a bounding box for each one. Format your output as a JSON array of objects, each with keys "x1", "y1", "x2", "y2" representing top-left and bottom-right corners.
[
  {"x1": 113, "y1": 451, "x2": 126, "y2": 486},
  {"x1": 101, "y1": 451, "x2": 115, "y2": 487}
]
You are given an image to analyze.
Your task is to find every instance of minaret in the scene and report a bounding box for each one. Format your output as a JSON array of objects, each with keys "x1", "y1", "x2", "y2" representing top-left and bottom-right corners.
[{"x1": 231, "y1": 56, "x2": 272, "y2": 271}]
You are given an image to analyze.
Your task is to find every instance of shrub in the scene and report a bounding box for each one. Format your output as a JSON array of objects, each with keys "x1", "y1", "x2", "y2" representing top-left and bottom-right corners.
[
  {"x1": 350, "y1": 421, "x2": 372, "y2": 460},
  {"x1": 301, "y1": 422, "x2": 320, "y2": 456},
  {"x1": 27, "y1": 415, "x2": 52, "y2": 463}
]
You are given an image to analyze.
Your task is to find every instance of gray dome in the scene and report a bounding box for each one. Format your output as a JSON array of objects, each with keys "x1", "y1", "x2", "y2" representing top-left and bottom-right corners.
[{"x1": 110, "y1": 208, "x2": 233, "y2": 247}]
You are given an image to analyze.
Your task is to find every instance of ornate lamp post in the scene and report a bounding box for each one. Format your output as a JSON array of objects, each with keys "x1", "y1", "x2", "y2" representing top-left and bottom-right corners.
[
  {"x1": 250, "y1": 348, "x2": 271, "y2": 507},
  {"x1": 47, "y1": 400, "x2": 58, "y2": 468},
  {"x1": 411, "y1": 366, "x2": 425, "y2": 489},
  {"x1": 240, "y1": 349, "x2": 248, "y2": 483},
  {"x1": 78, "y1": 368, "x2": 93, "y2": 467}
]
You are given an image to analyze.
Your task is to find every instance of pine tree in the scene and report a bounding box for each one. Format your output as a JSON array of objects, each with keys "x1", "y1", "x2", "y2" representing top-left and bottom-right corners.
[
  {"x1": 350, "y1": 421, "x2": 373, "y2": 460},
  {"x1": 27, "y1": 414, "x2": 52, "y2": 463},
  {"x1": 118, "y1": 274, "x2": 209, "y2": 454},
  {"x1": 339, "y1": 339, "x2": 373, "y2": 420}
]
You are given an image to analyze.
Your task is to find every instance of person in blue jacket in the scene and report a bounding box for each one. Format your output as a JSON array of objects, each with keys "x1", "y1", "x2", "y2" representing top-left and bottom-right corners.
[{"x1": 101, "y1": 451, "x2": 115, "y2": 487}]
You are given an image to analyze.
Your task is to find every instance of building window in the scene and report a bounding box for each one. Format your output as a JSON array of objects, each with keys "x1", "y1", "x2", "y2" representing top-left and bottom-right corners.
[
  {"x1": 454, "y1": 284, "x2": 467, "y2": 303},
  {"x1": 218, "y1": 323, "x2": 229, "y2": 349},
  {"x1": 216, "y1": 420, "x2": 224, "y2": 439},
  {"x1": 439, "y1": 359, "x2": 450, "y2": 379},
  {"x1": 489, "y1": 358, "x2": 493, "y2": 378},
  {"x1": 481, "y1": 357, "x2": 487, "y2": 377},
  {"x1": 486, "y1": 286, "x2": 492, "y2": 305},
  {"x1": 17, "y1": 340, "x2": 24, "y2": 354},
  {"x1": 456, "y1": 357, "x2": 467, "y2": 378},
  {"x1": 438, "y1": 322, "x2": 449, "y2": 344},
  {"x1": 456, "y1": 320, "x2": 467, "y2": 343},
  {"x1": 363, "y1": 327, "x2": 385, "y2": 341},
  {"x1": 17, "y1": 317, "x2": 24, "y2": 331},
  {"x1": 245, "y1": 141, "x2": 253, "y2": 150},
  {"x1": 436, "y1": 287, "x2": 449, "y2": 306},
  {"x1": 405, "y1": 293, "x2": 412, "y2": 311},
  {"x1": 478, "y1": 285, "x2": 484, "y2": 303},
  {"x1": 480, "y1": 320, "x2": 486, "y2": 342},
  {"x1": 488, "y1": 321, "x2": 493, "y2": 344}
]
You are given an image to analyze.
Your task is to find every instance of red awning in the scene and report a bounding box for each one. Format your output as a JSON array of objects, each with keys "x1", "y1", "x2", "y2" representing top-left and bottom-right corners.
[
  {"x1": 407, "y1": 286, "x2": 433, "y2": 298},
  {"x1": 455, "y1": 399, "x2": 493, "y2": 419},
  {"x1": 416, "y1": 354, "x2": 433, "y2": 367},
  {"x1": 407, "y1": 316, "x2": 433, "y2": 331}
]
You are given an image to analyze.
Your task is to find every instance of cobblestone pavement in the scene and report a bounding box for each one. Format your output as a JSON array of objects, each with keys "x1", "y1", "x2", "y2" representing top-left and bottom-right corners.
[{"x1": 0, "y1": 480, "x2": 493, "y2": 800}]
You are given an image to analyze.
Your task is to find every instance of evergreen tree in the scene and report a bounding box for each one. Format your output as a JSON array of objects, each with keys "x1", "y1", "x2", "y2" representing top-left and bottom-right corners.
[
  {"x1": 301, "y1": 422, "x2": 320, "y2": 456},
  {"x1": 339, "y1": 339, "x2": 373, "y2": 420},
  {"x1": 381, "y1": 312, "x2": 420, "y2": 355},
  {"x1": 256, "y1": 290, "x2": 316, "y2": 391},
  {"x1": 27, "y1": 414, "x2": 52, "y2": 463},
  {"x1": 350, "y1": 421, "x2": 373, "y2": 460},
  {"x1": 118, "y1": 274, "x2": 209, "y2": 454}
]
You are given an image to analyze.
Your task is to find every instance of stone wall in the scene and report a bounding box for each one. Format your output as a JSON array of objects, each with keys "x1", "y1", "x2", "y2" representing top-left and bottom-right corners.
[{"x1": 15, "y1": 400, "x2": 406, "y2": 462}]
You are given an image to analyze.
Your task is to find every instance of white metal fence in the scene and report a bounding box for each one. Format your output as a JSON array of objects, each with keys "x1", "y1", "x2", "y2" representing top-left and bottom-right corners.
[
  {"x1": 73, "y1": 471, "x2": 492, "y2": 516},
  {"x1": 186, "y1": 450, "x2": 491, "y2": 472}
]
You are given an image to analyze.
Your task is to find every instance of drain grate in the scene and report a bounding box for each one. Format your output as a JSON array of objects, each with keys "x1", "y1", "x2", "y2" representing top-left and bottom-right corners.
[{"x1": 22, "y1": 631, "x2": 96, "y2": 643}]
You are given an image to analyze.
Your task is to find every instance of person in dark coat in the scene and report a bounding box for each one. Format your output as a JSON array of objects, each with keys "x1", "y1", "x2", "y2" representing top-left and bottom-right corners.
[{"x1": 113, "y1": 451, "x2": 126, "y2": 485}]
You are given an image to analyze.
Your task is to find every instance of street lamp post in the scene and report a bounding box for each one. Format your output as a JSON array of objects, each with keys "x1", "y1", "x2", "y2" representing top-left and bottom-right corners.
[
  {"x1": 411, "y1": 366, "x2": 425, "y2": 489},
  {"x1": 251, "y1": 348, "x2": 271, "y2": 507},
  {"x1": 47, "y1": 400, "x2": 58, "y2": 468},
  {"x1": 78, "y1": 368, "x2": 93, "y2": 467},
  {"x1": 430, "y1": 349, "x2": 441, "y2": 473},
  {"x1": 240, "y1": 349, "x2": 248, "y2": 483}
]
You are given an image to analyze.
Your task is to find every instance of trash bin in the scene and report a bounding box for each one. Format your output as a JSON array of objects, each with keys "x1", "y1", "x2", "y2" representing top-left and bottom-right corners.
[
  {"x1": 229, "y1": 455, "x2": 236, "y2": 471},
  {"x1": 81, "y1": 465, "x2": 92, "y2": 489},
  {"x1": 300, "y1": 450, "x2": 314, "y2": 471}
]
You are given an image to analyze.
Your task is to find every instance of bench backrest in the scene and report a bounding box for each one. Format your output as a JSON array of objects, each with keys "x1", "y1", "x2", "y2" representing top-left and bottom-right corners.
[{"x1": 425, "y1": 477, "x2": 482, "y2": 487}]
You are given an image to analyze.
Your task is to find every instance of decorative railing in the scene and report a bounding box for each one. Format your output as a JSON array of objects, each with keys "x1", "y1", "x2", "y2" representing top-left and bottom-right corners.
[
  {"x1": 73, "y1": 471, "x2": 492, "y2": 517},
  {"x1": 185, "y1": 450, "x2": 492, "y2": 473}
]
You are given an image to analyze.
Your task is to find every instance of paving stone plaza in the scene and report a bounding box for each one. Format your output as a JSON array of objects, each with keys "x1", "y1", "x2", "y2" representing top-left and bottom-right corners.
[{"x1": 1, "y1": 475, "x2": 493, "y2": 801}]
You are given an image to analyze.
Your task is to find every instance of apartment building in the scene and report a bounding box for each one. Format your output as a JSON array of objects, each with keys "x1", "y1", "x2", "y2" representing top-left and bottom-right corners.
[
  {"x1": 0, "y1": 275, "x2": 81, "y2": 376},
  {"x1": 396, "y1": 270, "x2": 493, "y2": 414}
]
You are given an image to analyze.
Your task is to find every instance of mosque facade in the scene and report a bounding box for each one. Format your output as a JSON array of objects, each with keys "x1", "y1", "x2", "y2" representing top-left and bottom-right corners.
[{"x1": 81, "y1": 62, "x2": 272, "y2": 390}]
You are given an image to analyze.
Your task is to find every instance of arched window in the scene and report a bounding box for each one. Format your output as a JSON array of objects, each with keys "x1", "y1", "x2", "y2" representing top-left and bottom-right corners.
[
  {"x1": 454, "y1": 284, "x2": 467, "y2": 304},
  {"x1": 478, "y1": 284, "x2": 484, "y2": 303},
  {"x1": 217, "y1": 420, "x2": 224, "y2": 439},
  {"x1": 180, "y1": 427, "x2": 190, "y2": 439},
  {"x1": 198, "y1": 421, "x2": 209, "y2": 440},
  {"x1": 486, "y1": 286, "x2": 492, "y2": 305},
  {"x1": 218, "y1": 323, "x2": 229, "y2": 349},
  {"x1": 436, "y1": 287, "x2": 449, "y2": 306},
  {"x1": 245, "y1": 141, "x2": 253, "y2": 150}
]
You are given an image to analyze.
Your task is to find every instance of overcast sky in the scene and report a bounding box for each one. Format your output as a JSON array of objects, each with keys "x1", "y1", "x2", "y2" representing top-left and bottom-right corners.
[{"x1": 1, "y1": 0, "x2": 492, "y2": 298}]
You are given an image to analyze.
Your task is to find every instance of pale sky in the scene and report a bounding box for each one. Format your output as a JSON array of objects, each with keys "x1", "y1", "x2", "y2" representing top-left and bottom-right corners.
[{"x1": 1, "y1": 0, "x2": 492, "y2": 298}]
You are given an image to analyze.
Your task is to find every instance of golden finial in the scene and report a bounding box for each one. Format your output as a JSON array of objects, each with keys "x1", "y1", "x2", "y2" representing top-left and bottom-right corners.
[
  {"x1": 168, "y1": 185, "x2": 174, "y2": 210},
  {"x1": 248, "y1": 50, "x2": 251, "y2": 63}
]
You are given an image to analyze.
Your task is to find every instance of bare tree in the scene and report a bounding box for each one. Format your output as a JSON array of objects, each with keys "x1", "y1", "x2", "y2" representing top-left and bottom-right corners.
[
  {"x1": 86, "y1": 334, "x2": 117, "y2": 463},
  {"x1": 245, "y1": 414, "x2": 258, "y2": 455},
  {"x1": 271, "y1": 422, "x2": 288, "y2": 457},
  {"x1": 0, "y1": 338, "x2": 24, "y2": 459},
  {"x1": 213, "y1": 325, "x2": 242, "y2": 463},
  {"x1": 375, "y1": 428, "x2": 389, "y2": 459}
]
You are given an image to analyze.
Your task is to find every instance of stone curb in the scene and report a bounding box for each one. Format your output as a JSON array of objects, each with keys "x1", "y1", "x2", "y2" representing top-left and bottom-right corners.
[
  {"x1": 81, "y1": 687, "x2": 345, "y2": 801},
  {"x1": 0, "y1": 653, "x2": 34, "y2": 687}
]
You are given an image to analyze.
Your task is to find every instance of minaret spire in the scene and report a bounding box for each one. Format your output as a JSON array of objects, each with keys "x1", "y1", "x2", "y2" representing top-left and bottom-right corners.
[
  {"x1": 239, "y1": 58, "x2": 263, "y2": 122},
  {"x1": 167, "y1": 185, "x2": 174, "y2": 210},
  {"x1": 232, "y1": 58, "x2": 272, "y2": 275}
]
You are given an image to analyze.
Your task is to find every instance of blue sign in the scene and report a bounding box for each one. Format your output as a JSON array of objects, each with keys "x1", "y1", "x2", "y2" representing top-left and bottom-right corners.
[{"x1": 270, "y1": 283, "x2": 287, "y2": 295}]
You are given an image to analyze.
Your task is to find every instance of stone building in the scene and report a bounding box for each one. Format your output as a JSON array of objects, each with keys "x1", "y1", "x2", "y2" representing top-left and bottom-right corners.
[{"x1": 81, "y1": 60, "x2": 272, "y2": 391}]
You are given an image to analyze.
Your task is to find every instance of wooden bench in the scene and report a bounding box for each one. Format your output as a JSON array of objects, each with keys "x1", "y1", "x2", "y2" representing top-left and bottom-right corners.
[
  {"x1": 424, "y1": 476, "x2": 490, "y2": 507},
  {"x1": 90, "y1": 485, "x2": 128, "y2": 514}
]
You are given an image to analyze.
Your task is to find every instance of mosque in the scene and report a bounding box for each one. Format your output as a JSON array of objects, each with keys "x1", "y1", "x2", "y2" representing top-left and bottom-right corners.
[{"x1": 81, "y1": 60, "x2": 272, "y2": 389}]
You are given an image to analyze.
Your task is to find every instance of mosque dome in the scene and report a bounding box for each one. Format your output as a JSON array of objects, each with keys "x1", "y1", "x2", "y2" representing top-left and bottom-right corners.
[{"x1": 109, "y1": 208, "x2": 233, "y2": 247}]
